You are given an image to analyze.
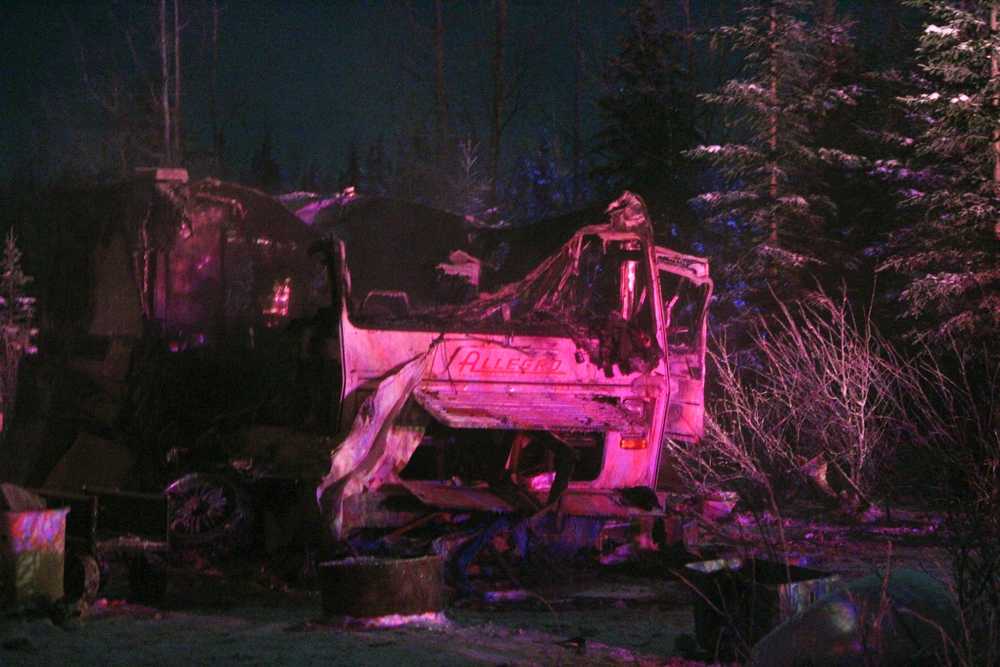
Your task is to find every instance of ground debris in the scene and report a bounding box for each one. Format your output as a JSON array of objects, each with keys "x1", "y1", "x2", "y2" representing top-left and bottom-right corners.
[{"x1": 751, "y1": 569, "x2": 959, "y2": 667}]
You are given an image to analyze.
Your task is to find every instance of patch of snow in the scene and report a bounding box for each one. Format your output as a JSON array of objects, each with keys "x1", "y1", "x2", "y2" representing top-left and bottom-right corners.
[
  {"x1": 339, "y1": 611, "x2": 448, "y2": 628},
  {"x1": 758, "y1": 244, "x2": 820, "y2": 268},
  {"x1": 830, "y1": 87, "x2": 860, "y2": 104},
  {"x1": 778, "y1": 195, "x2": 809, "y2": 209},
  {"x1": 819, "y1": 148, "x2": 865, "y2": 169},
  {"x1": 924, "y1": 24, "x2": 958, "y2": 37}
]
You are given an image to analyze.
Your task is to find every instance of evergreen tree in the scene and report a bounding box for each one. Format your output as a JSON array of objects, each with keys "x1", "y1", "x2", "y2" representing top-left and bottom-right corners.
[
  {"x1": 0, "y1": 230, "x2": 36, "y2": 437},
  {"x1": 338, "y1": 141, "x2": 362, "y2": 191},
  {"x1": 0, "y1": 230, "x2": 35, "y2": 343},
  {"x1": 298, "y1": 159, "x2": 320, "y2": 192},
  {"x1": 807, "y1": 3, "x2": 902, "y2": 294},
  {"x1": 881, "y1": 1, "x2": 1000, "y2": 343},
  {"x1": 507, "y1": 133, "x2": 574, "y2": 224},
  {"x1": 686, "y1": 0, "x2": 861, "y2": 312},
  {"x1": 249, "y1": 135, "x2": 282, "y2": 192},
  {"x1": 825, "y1": 2, "x2": 924, "y2": 326},
  {"x1": 363, "y1": 136, "x2": 389, "y2": 196},
  {"x1": 450, "y1": 138, "x2": 492, "y2": 223},
  {"x1": 595, "y1": 0, "x2": 701, "y2": 238},
  {"x1": 382, "y1": 125, "x2": 492, "y2": 221},
  {"x1": 389, "y1": 125, "x2": 435, "y2": 205}
]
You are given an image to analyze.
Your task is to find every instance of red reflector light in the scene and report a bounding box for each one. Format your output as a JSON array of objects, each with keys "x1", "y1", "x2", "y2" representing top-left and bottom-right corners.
[{"x1": 620, "y1": 436, "x2": 647, "y2": 450}]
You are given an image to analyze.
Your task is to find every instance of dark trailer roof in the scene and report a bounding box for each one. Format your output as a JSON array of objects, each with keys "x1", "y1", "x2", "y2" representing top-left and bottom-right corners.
[
  {"x1": 478, "y1": 203, "x2": 608, "y2": 289},
  {"x1": 328, "y1": 196, "x2": 608, "y2": 298}
]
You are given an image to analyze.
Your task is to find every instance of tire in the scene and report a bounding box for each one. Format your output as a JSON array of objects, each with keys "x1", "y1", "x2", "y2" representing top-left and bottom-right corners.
[
  {"x1": 65, "y1": 553, "x2": 101, "y2": 603},
  {"x1": 165, "y1": 473, "x2": 254, "y2": 556}
]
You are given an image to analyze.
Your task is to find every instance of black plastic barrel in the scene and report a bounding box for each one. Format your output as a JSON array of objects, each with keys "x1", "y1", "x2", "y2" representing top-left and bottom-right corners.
[{"x1": 320, "y1": 555, "x2": 445, "y2": 618}]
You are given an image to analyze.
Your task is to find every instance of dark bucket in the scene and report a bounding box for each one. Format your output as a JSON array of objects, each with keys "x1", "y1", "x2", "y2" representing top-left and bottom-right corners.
[
  {"x1": 684, "y1": 557, "x2": 841, "y2": 657},
  {"x1": 320, "y1": 555, "x2": 445, "y2": 618}
]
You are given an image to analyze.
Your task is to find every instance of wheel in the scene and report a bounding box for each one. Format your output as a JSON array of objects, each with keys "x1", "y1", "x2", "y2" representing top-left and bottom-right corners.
[
  {"x1": 65, "y1": 553, "x2": 101, "y2": 602},
  {"x1": 165, "y1": 473, "x2": 254, "y2": 556}
]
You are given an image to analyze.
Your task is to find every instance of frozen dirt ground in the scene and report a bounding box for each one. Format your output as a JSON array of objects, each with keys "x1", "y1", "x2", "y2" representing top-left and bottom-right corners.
[
  {"x1": 0, "y1": 507, "x2": 950, "y2": 666},
  {"x1": 0, "y1": 571, "x2": 693, "y2": 666}
]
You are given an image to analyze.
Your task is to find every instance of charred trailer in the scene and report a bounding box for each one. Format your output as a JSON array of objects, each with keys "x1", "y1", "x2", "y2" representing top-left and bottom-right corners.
[{"x1": 316, "y1": 192, "x2": 711, "y2": 549}]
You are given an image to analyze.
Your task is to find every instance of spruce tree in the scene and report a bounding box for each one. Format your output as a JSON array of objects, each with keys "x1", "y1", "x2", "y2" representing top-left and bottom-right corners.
[
  {"x1": 686, "y1": 0, "x2": 860, "y2": 312},
  {"x1": 507, "y1": 134, "x2": 574, "y2": 224},
  {"x1": 364, "y1": 137, "x2": 389, "y2": 196},
  {"x1": 595, "y1": 0, "x2": 701, "y2": 240},
  {"x1": 338, "y1": 142, "x2": 362, "y2": 191},
  {"x1": 249, "y1": 136, "x2": 282, "y2": 193},
  {"x1": 882, "y1": 0, "x2": 1000, "y2": 343},
  {"x1": 0, "y1": 230, "x2": 36, "y2": 437}
]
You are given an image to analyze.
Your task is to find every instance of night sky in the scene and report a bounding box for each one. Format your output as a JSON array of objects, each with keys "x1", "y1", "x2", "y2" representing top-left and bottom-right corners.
[{"x1": 2, "y1": 1, "x2": 627, "y2": 182}]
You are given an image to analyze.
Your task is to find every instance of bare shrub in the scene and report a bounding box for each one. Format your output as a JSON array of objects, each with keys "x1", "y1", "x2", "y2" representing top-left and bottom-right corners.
[
  {"x1": 664, "y1": 291, "x2": 999, "y2": 662},
  {"x1": 665, "y1": 291, "x2": 909, "y2": 509},
  {"x1": 900, "y1": 347, "x2": 1000, "y2": 666}
]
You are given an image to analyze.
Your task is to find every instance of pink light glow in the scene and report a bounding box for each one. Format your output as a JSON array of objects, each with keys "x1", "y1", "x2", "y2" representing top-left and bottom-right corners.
[
  {"x1": 291, "y1": 187, "x2": 358, "y2": 224},
  {"x1": 527, "y1": 471, "x2": 555, "y2": 492},
  {"x1": 620, "y1": 259, "x2": 638, "y2": 321},
  {"x1": 263, "y1": 277, "x2": 292, "y2": 326},
  {"x1": 2, "y1": 509, "x2": 69, "y2": 552}
]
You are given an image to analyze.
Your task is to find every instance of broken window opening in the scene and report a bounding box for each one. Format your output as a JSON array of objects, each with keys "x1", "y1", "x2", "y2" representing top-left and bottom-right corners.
[
  {"x1": 346, "y1": 234, "x2": 657, "y2": 348},
  {"x1": 399, "y1": 423, "x2": 603, "y2": 486},
  {"x1": 659, "y1": 272, "x2": 709, "y2": 353}
]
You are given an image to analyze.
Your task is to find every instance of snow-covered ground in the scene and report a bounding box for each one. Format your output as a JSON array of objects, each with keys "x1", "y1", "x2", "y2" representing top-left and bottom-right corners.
[
  {"x1": 0, "y1": 573, "x2": 692, "y2": 666},
  {"x1": 0, "y1": 506, "x2": 950, "y2": 666}
]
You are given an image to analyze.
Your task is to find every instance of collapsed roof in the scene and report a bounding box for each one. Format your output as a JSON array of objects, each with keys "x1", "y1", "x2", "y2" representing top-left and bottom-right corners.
[
  {"x1": 23, "y1": 174, "x2": 321, "y2": 339},
  {"x1": 314, "y1": 195, "x2": 640, "y2": 335}
]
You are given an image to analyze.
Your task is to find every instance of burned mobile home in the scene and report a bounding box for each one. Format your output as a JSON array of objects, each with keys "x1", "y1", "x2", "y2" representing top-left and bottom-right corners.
[
  {"x1": 6, "y1": 177, "x2": 710, "y2": 598},
  {"x1": 13, "y1": 168, "x2": 323, "y2": 351},
  {"x1": 1, "y1": 170, "x2": 332, "y2": 594},
  {"x1": 315, "y1": 191, "x2": 712, "y2": 549}
]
